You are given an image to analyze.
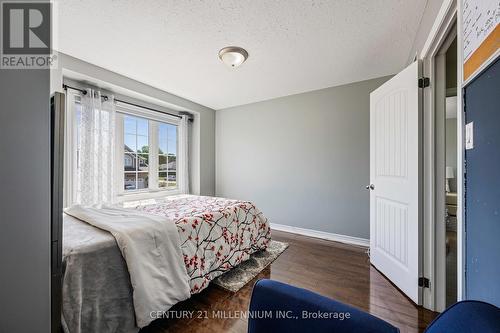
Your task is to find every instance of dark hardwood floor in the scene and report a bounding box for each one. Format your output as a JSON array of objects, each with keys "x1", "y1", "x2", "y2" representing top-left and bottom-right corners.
[{"x1": 142, "y1": 230, "x2": 437, "y2": 333}]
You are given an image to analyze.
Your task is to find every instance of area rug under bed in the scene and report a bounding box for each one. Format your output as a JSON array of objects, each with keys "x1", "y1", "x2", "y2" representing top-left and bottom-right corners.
[{"x1": 212, "y1": 240, "x2": 289, "y2": 292}]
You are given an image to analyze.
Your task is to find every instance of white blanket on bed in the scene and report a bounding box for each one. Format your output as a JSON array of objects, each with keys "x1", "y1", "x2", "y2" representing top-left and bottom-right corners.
[{"x1": 65, "y1": 205, "x2": 190, "y2": 328}]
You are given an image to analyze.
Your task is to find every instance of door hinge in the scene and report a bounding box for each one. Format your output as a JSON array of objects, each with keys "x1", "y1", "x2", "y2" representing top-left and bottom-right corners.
[
  {"x1": 418, "y1": 77, "x2": 430, "y2": 88},
  {"x1": 418, "y1": 277, "x2": 430, "y2": 288}
]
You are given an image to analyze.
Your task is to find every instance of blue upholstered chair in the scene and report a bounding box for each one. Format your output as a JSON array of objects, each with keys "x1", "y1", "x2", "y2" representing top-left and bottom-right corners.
[
  {"x1": 424, "y1": 300, "x2": 500, "y2": 333},
  {"x1": 248, "y1": 279, "x2": 399, "y2": 333},
  {"x1": 248, "y1": 279, "x2": 500, "y2": 333}
]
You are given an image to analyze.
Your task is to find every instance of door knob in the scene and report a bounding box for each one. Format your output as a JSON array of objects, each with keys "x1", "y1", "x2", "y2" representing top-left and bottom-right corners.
[{"x1": 366, "y1": 184, "x2": 375, "y2": 190}]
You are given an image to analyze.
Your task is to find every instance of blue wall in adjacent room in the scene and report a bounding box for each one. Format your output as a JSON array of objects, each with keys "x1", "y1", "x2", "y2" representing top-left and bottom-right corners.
[{"x1": 464, "y1": 57, "x2": 500, "y2": 306}]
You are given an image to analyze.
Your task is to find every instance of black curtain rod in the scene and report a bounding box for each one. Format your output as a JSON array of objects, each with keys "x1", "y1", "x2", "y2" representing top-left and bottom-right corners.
[{"x1": 63, "y1": 84, "x2": 192, "y2": 121}]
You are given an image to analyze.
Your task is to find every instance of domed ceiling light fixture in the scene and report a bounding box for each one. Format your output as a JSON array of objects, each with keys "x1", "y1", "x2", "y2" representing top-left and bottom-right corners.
[{"x1": 218, "y1": 46, "x2": 249, "y2": 68}]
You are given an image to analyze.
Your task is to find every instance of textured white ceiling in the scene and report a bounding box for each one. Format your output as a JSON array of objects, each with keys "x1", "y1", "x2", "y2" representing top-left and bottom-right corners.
[{"x1": 57, "y1": 0, "x2": 427, "y2": 109}]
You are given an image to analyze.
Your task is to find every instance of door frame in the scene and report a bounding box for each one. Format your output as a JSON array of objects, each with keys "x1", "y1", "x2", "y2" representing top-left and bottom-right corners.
[{"x1": 420, "y1": 0, "x2": 464, "y2": 312}]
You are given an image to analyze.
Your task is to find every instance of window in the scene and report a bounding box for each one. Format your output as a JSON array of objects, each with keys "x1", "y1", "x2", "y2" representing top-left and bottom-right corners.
[
  {"x1": 116, "y1": 104, "x2": 180, "y2": 195},
  {"x1": 65, "y1": 88, "x2": 185, "y2": 205},
  {"x1": 158, "y1": 123, "x2": 177, "y2": 189},
  {"x1": 123, "y1": 115, "x2": 150, "y2": 191}
]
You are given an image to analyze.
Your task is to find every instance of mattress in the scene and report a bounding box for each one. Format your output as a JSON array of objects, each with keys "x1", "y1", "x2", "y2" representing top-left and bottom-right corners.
[
  {"x1": 62, "y1": 215, "x2": 136, "y2": 333},
  {"x1": 62, "y1": 195, "x2": 271, "y2": 333}
]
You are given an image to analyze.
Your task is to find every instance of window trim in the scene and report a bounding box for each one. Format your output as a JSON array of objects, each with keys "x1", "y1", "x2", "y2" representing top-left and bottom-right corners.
[
  {"x1": 116, "y1": 101, "x2": 181, "y2": 125},
  {"x1": 115, "y1": 103, "x2": 181, "y2": 199}
]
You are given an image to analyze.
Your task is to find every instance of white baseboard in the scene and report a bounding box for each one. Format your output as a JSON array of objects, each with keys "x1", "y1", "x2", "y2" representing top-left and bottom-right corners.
[{"x1": 270, "y1": 223, "x2": 369, "y2": 248}]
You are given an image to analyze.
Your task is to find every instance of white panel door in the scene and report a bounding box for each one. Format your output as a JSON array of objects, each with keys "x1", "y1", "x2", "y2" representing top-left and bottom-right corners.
[{"x1": 369, "y1": 61, "x2": 421, "y2": 304}]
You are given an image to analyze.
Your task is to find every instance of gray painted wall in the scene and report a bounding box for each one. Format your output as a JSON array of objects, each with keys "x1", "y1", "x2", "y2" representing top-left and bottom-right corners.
[
  {"x1": 0, "y1": 67, "x2": 51, "y2": 330},
  {"x1": 445, "y1": 35, "x2": 457, "y2": 193},
  {"x1": 446, "y1": 38, "x2": 457, "y2": 90},
  {"x1": 216, "y1": 76, "x2": 392, "y2": 239}
]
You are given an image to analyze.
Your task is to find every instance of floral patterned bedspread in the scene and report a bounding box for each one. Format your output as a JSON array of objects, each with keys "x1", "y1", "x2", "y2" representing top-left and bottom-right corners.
[{"x1": 130, "y1": 195, "x2": 271, "y2": 293}]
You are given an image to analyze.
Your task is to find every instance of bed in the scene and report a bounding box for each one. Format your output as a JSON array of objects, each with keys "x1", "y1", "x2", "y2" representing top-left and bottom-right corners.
[{"x1": 62, "y1": 195, "x2": 271, "y2": 333}]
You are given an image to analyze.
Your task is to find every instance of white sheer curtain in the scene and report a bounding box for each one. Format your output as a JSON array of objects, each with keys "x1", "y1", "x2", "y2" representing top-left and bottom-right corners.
[
  {"x1": 177, "y1": 115, "x2": 189, "y2": 194},
  {"x1": 76, "y1": 89, "x2": 116, "y2": 205}
]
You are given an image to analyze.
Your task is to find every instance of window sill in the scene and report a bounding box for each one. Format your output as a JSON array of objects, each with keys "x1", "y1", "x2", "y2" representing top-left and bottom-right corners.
[{"x1": 116, "y1": 188, "x2": 182, "y2": 203}]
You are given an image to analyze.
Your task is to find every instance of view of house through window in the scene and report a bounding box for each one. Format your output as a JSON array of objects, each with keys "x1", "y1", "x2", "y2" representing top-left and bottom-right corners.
[
  {"x1": 124, "y1": 115, "x2": 150, "y2": 190},
  {"x1": 158, "y1": 123, "x2": 177, "y2": 188},
  {"x1": 122, "y1": 114, "x2": 178, "y2": 192}
]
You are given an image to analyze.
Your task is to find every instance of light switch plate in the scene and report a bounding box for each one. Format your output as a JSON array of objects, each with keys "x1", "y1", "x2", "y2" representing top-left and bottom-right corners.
[{"x1": 466, "y1": 122, "x2": 474, "y2": 150}]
